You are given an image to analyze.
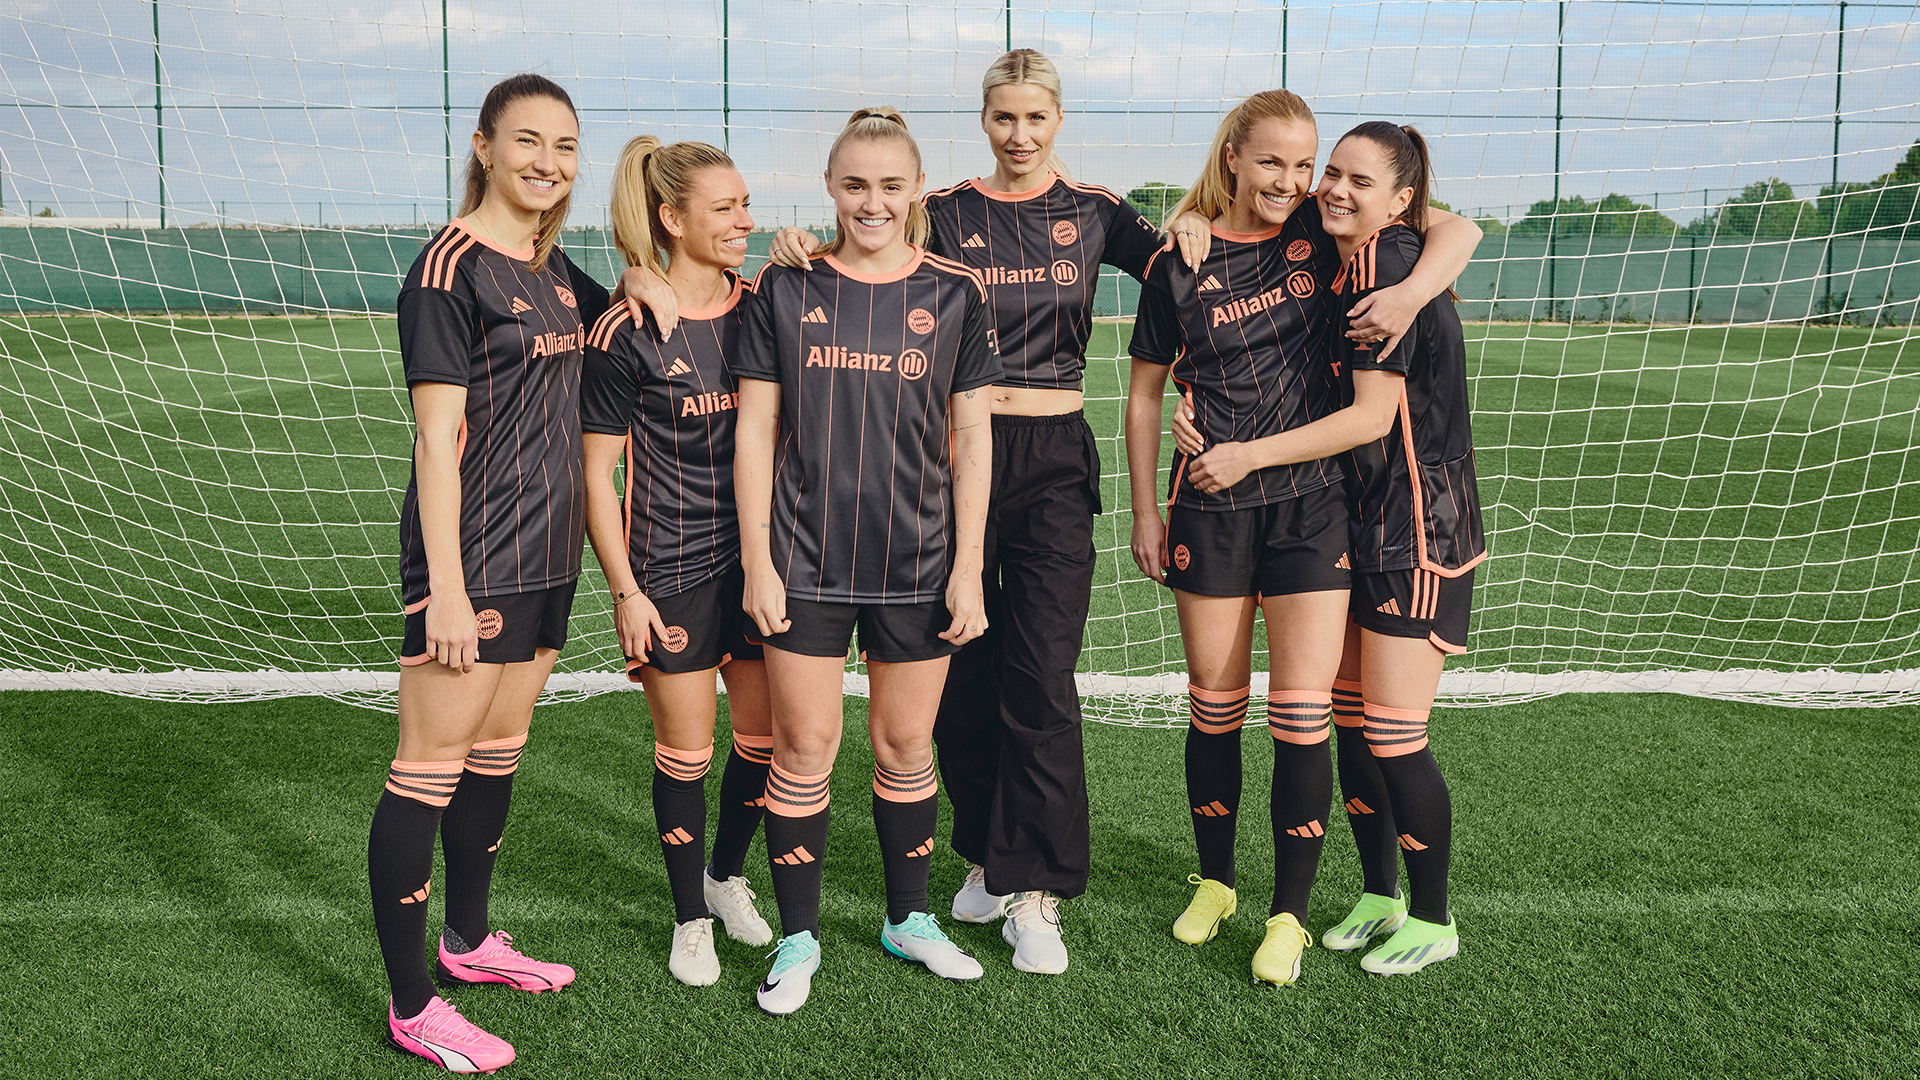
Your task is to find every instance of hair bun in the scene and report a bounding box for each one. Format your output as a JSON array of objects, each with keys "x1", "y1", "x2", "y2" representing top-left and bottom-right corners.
[{"x1": 846, "y1": 105, "x2": 908, "y2": 131}]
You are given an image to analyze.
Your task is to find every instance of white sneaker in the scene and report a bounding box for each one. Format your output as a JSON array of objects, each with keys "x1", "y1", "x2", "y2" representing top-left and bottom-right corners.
[
  {"x1": 880, "y1": 911, "x2": 984, "y2": 981},
  {"x1": 950, "y1": 862, "x2": 1011, "y2": 923},
  {"x1": 1002, "y1": 891, "x2": 1069, "y2": 974},
  {"x1": 703, "y1": 871, "x2": 775, "y2": 946},
  {"x1": 756, "y1": 931, "x2": 822, "y2": 1016},
  {"x1": 668, "y1": 918, "x2": 720, "y2": 986}
]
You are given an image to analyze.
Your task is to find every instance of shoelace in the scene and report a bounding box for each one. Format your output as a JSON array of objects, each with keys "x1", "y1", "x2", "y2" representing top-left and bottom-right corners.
[
  {"x1": 713, "y1": 876, "x2": 759, "y2": 906},
  {"x1": 1007, "y1": 891, "x2": 1059, "y2": 932},
  {"x1": 410, "y1": 998, "x2": 477, "y2": 1041},
  {"x1": 1267, "y1": 914, "x2": 1313, "y2": 950},
  {"x1": 894, "y1": 910, "x2": 953, "y2": 942},
  {"x1": 964, "y1": 863, "x2": 989, "y2": 890},
  {"x1": 765, "y1": 933, "x2": 817, "y2": 978},
  {"x1": 678, "y1": 919, "x2": 714, "y2": 956}
]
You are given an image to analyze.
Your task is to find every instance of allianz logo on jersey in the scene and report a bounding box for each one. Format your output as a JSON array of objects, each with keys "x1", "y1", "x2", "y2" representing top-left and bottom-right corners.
[
  {"x1": 978, "y1": 261, "x2": 1078, "y2": 287},
  {"x1": 1208, "y1": 271, "x2": 1316, "y2": 327},
  {"x1": 528, "y1": 330, "x2": 581, "y2": 358},
  {"x1": 680, "y1": 390, "x2": 737, "y2": 417}
]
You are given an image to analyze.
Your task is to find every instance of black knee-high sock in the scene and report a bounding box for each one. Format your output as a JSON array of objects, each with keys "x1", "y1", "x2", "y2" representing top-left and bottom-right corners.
[
  {"x1": 654, "y1": 742, "x2": 714, "y2": 923},
  {"x1": 1185, "y1": 685, "x2": 1248, "y2": 887},
  {"x1": 708, "y1": 733, "x2": 773, "y2": 881},
  {"x1": 1364, "y1": 702, "x2": 1452, "y2": 924},
  {"x1": 1267, "y1": 691, "x2": 1333, "y2": 920},
  {"x1": 1333, "y1": 680, "x2": 1399, "y2": 899},
  {"x1": 763, "y1": 761, "x2": 831, "y2": 937},
  {"x1": 872, "y1": 762, "x2": 939, "y2": 923},
  {"x1": 440, "y1": 733, "x2": 525, "y2": 950},
  {"x1": 369, "y1": 759, "x2": 461, "y2": 1019}
]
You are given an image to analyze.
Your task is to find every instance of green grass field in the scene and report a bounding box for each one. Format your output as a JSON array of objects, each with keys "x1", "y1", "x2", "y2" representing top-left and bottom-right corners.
[
  {"x1": 1, "y1": 688, "x2": 1914, "y2": 1079},
  {"x1": 1, "y1": 315, "x2": 1915, "y2": 688},
  {"x1": 1, "y1": 315, "x2": 1917, "y2": 1075}
]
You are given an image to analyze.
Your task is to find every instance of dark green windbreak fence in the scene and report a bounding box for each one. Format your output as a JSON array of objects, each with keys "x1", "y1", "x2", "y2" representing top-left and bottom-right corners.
[{"x1": 3, "y1": 225, "x2": 1916, "y2": 323}]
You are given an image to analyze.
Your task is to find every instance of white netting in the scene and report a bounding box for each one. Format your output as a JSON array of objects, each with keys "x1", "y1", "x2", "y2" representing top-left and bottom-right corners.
[{"x1": 0, "y1": 1, "x2": 1916, "y2": 716}]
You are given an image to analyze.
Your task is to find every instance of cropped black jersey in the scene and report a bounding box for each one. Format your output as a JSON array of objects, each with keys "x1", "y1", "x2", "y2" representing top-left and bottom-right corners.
[
  {"x1": 1130, "y1": 213, "x2": 1342, "y2": 512},
  {"x1": 396, "y1": 219, "x2": 611, "y2": 610},
  {"x1": 923, "y1": 172, "x2": 1162, "y2": 391},
  {"x1": 1334, "y1": 224, "x2": 1486, "y2": 576},
  {"x1": 733, "y1": 250, "x2": 1002, "y2": 605},
  {"x1": 580, "y1": 271, "x2": 748, "y2": 599}
]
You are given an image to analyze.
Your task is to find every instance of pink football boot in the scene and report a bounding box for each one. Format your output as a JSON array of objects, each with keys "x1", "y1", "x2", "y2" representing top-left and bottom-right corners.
[
  {"x1": 388, "y1": 996, "x2": 515, "y2": 1074},
  {"x1": 436, "y1": 931, "x2": 575, "y2": 993}
]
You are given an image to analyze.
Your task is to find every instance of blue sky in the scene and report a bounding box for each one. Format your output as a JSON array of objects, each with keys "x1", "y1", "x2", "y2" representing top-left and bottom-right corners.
[{"x1": 2, "y1": 0, "x2": 1916, "y2": 227}]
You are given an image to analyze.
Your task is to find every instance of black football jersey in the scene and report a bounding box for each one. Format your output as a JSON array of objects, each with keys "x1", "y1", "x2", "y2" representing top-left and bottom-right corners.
[
  {"x1": 1130, "y1": 212, "x2": 1342, "y2": 511},
  {"x1": 580, "y1": 271, "x2": 749, "y2": 599},
  {"x1": 396, "y1": 219, "x2": 610, "y2": 609},
  {"x1": 732, "y1": 250, "x2": 1003, "y2": 604},
  {"x1": 923, "y1": 173, "x2": 1162, "y2": 391},
  {"x1": 1334, "y1": 224, "x2": 1486, "y2": 575}
]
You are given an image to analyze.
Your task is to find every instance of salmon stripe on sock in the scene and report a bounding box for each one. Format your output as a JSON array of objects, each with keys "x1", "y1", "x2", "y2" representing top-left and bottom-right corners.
[
  {"x1": 655, "y1": 743, "x2": 715, "y2": 782},
  {"x1": 1362, "y1": 703, "x2": 1432, "y2": 758},
  {"x1": 385, "y1": 759, "x2": 465, "y2": 808},
  {"x1": 464, "y1": 732, "x2": 528, "y2": 777},
  {"x1": 1331, "y1": 678, "x2": 1365, "y2": 729},
  {"x1": 766, "y1": 761, "x2": 832, "y2": 817},
  {"x1": 1268, "y1": 690, "x2": 1333, "y2": 745},
  {"x1": 873, "y1": 761, "x2": 938, "y2": 802},
  {"x1": 1189, "y1": 684, "x2": 1250, "y2": 734},
  {"x1": 732, "y1": 731, "x2": 774, "y2": 765}
]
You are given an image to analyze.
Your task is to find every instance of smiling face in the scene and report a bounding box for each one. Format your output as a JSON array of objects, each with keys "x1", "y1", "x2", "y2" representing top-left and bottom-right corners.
[
  {"x1": 473, "y1": 95, "x2": 579, "y2": 220},
  {"x1": 1224, "y1": 117, "x2": 1319, "y2": 231},
  {"x1": 825, "y1": 138, "x2": 924, "y2": 261},
  {"x1": 661, "y1": 166, "x2": 753, "y2": 272},
  {"x1": 981, "y1": 82, "x2": 1063, "y2": 187},
  {"x1": 1316, "y1": 135, "x2": 1414, "y2": 245}
]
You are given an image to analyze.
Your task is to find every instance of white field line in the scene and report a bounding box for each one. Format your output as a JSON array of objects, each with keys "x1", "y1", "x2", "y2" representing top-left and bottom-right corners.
[{"x1": 1, "y1": 667, "x2": 1915, "y2": 711}]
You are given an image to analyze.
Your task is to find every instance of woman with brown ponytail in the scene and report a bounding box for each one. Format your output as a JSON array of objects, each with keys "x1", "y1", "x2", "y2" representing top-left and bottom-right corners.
[
  {"x1": 581, "y1": 135, "x2": 778, "y2": 989},
  {"x1": 377, "y1": 73, "x2": 607, "y2": 1073}
]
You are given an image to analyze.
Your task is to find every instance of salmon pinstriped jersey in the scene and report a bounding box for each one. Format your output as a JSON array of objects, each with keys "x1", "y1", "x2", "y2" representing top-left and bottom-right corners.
[
  {"x1": 1130, "y1": 213, "x2": 1342, "y2": 511},
  {"x1": 580, "y1": 270, "x2": 749, "y2": 599},
  {"x1": 732, "y1": 250, "x2": 1002, "y2": 605},
  {"x1": 1333, "y1": 223, "x2": 1486, "y2": 575},
  {"x1": 395, "y1": 219, "x2": 610, "y2": 608},
  {"x1": 923, "y1": 172, "x2": 1162, "y2": 390}
]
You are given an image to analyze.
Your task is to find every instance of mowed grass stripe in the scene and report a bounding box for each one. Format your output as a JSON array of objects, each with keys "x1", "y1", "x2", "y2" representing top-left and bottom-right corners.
[{"x1": 0, "y1": 689, "x2": 1912, "y2": 1078}]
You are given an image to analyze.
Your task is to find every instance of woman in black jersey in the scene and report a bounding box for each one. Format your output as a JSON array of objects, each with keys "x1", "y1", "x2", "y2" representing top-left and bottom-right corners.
[
  {"x1": 767, "y1": 51, "x2": 1169, "y2": 975},
  {"x1": 733, "y1": 107, "x2": 1000, "y2": 1016},
  {"x1": 375, "y1": 74, "x2": 608, "y2": 1073},
  {"x1": 1125, "y1": 89, "x2": 1482, "y2": 988},
  {"x1": 581, "y1": 136, "x2": 778, "y2": 989},
  {"x1": 1176, "y1": 123, "x2": 1484, "y2": 977}
]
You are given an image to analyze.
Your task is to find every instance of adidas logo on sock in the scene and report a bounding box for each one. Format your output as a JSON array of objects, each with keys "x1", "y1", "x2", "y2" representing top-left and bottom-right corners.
[
  {"x1": 1192, "y1": 800, "x2": 1231, "y2": 818},
  {"x1": 1398, "y1": 833, "x2": 1429, "y2": 851},
  {"x1": 510, "y1": 297, "x2": 533, "y2": 314},
  {"x1": 661, "y1": 827, "x2": 696, "y2": 846},
  {"x1": 961, "y1": 233, "x2": 986, "y2": 248},
  {"x1": 773, "y1": 845, "x2": 817, "y2": 865},
  {"x1": 906, "y1": 838, "x2": 933, "y2": 858},
  {"x1": 1345, "y1": 797, "x2": 1375, "y2": 815},
  {"x1": 1199, "y1": 274, "x2": 1223, "y2": 291},
  {"x1": 801, "y1": 306, "x2": 828, "y2": 324},
  {"x1": 1285, "y1": 820, "x2": 1326, "y2": 838},
  {"x1": 398, "y1": 881, "x2": 431, "y2": 905},
  {"x1": 745, "y1": 797, "x2": 766, "y2": 808},
  {"x1": 666, "y1": 358, "x2": 692, "y2": 376},
  {"x1": 1377, "y1": 598, "x2": 1403, "y2": 616}
]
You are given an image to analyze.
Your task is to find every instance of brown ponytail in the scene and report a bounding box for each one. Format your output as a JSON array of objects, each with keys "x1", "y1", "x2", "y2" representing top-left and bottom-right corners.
[
  {"x1": 458, "y1": 73, "x2": 578, "y2": 273},
  {"x1": 820, "y1": 106, "x2": 931, "y2": 256}
]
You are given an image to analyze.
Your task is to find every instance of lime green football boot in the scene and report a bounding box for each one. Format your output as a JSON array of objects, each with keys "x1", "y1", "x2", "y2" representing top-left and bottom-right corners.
[
  {"x1": 1171, "y1": 874, "x2": 1237, "y2": 944},
  {"x1": 1359, "y1": 915, "x2": 1459, "y2": 975},
  {"x1": 1321, "y1": 892, "x2": 1408, "y2": 952},
  {"x1": 1251, "y1": 912, "x2": 1313, "y2": 986}
]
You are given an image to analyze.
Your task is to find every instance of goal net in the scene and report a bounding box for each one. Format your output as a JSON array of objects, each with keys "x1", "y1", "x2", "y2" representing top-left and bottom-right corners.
[{"x1": 1, "y1": 1, "x2": 1916, "y2": 716}]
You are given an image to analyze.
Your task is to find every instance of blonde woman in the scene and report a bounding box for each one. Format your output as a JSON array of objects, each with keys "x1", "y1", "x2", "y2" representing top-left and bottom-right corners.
[
  {"x1": 734, "y1": 107, "x2": 999, "y2": 1015},
  {"x1": 581, "y1": 136, "x2": 778, "y2": 989}
]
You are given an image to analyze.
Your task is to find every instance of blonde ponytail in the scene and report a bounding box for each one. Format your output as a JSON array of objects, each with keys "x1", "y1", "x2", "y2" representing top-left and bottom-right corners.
[{"x1": 607, "y1": 135, "x2": 736, "y2": 275}]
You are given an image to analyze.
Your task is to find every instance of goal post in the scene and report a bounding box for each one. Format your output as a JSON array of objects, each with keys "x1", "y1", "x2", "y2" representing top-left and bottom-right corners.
[{"x1": 1, "y1": 0, "x2": 1915, "y2": 715}]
